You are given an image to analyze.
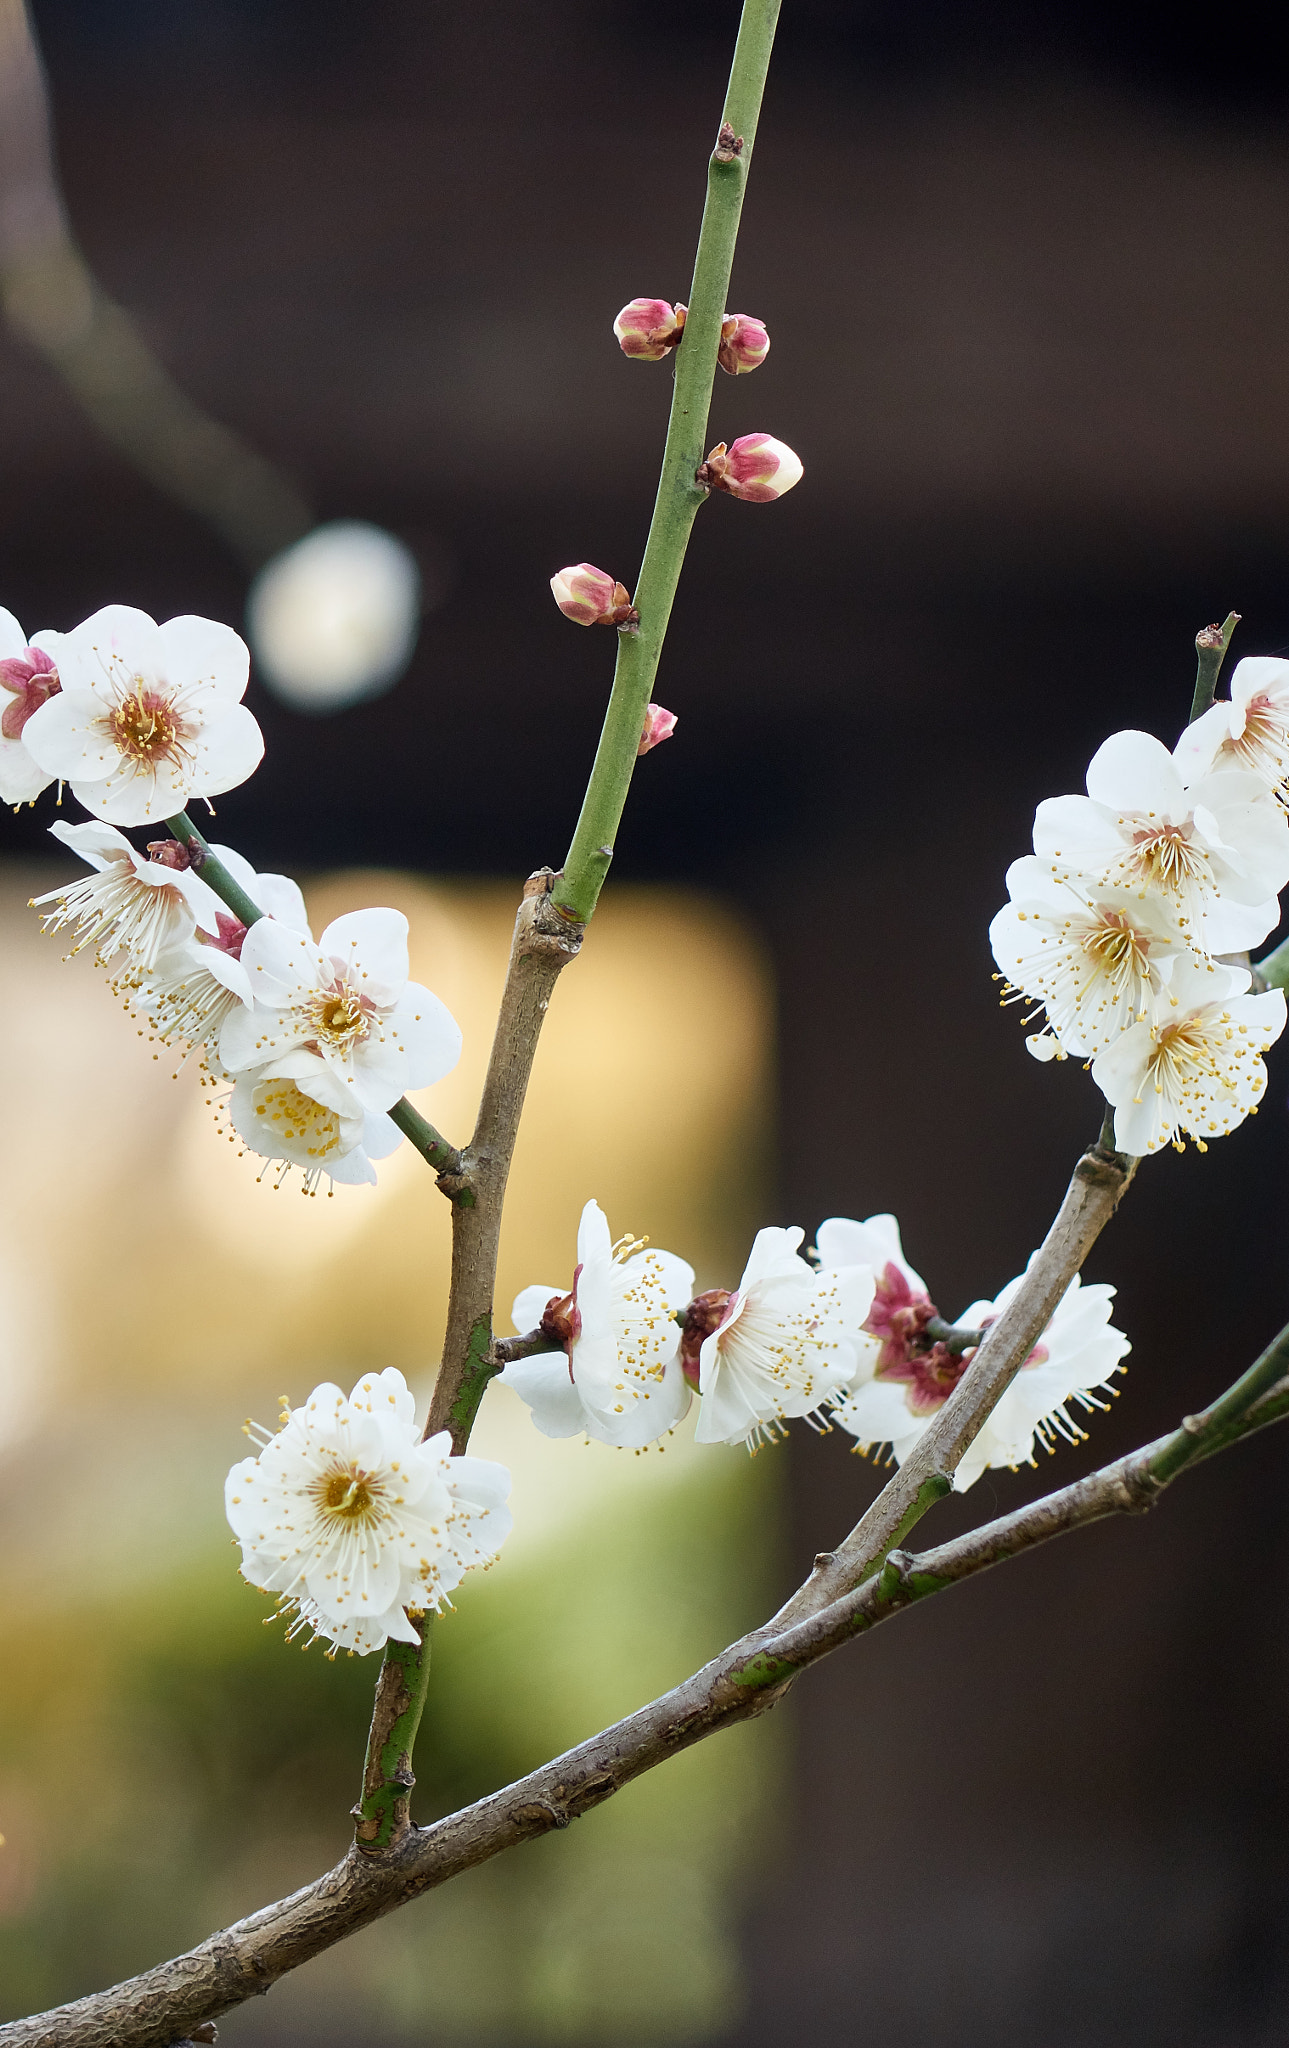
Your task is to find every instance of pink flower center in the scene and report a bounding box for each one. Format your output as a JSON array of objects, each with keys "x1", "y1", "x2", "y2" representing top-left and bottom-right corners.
[
  {"x1": 108, "y1": 681, "x2": 193, "y2": 766},
  {"x1": 0, "y1": 648, "x2": 60, "y2": 742}
]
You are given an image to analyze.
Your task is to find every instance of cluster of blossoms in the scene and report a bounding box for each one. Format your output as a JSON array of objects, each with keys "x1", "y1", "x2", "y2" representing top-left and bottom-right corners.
[
  {"x1": 990, "y1": 659, "x2": 1289, "y2": 1152},
  {"x1": 500, "y1": 1198, "x2": 1128, "y2": 1476},
  {"x1": 226, "y1": 1368, "x2": 512, "y2": 1654}
]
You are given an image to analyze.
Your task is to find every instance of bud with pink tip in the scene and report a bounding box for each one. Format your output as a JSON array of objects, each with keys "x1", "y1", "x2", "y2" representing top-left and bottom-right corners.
[
  {"x1": 550, "y1": 564, "x2": 639, "y2": 629},
  {"x1": 717, "y1": 314, "x2": 770, "y2": 376},
  {"x1": 613, "y1": 298, "x2": 687, "y2": 361},
  {"x1": 637, "y1": 703, "x2": 677, "y2": 757},
  {"x1": 696, "y1": 434, "x2": 803, "y2": 504}
]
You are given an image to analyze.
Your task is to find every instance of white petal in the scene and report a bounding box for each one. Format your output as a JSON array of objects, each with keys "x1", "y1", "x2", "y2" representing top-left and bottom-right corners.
[
  {"x1": 158, "y1": 614, "x2": 250, "y2": 702},
  {"x1": 1084, "y1": 730, "x2": 1185, "y2": 816},
  {"x1": 318, "y1": 908, "x2": 409, "y2": 1003}
]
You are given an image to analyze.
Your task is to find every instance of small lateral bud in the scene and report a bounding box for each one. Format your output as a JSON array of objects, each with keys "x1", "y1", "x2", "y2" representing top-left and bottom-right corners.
[
  {"x1": 146, "y1": 837, "x2": 193, "y2": 870},
  {"x1": 696, "y1": 433, "x2": 803, "y2": 504},
  {"x1": 613, "y1": 298, "x2": 687, "y2": 361},
  {"x1": 717, "y1": 313, "x2": 770, "y2": 376},
  {"x1": 637, "y1": 703, "x2": 677, "y2": 756},
  {"x1": 550, "y1": 564, "x2": 639, "y2": 629},
  {"x1": 713, "y1": 120, "x2": 744, "y2": 163}
]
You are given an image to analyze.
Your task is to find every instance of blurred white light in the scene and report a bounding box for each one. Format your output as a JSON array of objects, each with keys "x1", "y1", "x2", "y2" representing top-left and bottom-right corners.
[{"x1": 247, "y1": 520, "x2": 423, "y2": 713}]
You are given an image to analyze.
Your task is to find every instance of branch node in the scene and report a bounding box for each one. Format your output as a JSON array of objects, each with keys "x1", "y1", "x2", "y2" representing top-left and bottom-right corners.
[{"x1": 714, "y1": 119, "x2": 745, "y2": 161}]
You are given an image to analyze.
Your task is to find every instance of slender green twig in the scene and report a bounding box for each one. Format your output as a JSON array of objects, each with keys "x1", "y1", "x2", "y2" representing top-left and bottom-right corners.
[
  {"x1": 164, "y1": 809, "x2": 461, "y2": 1174},
  {"x1": 1188, "y1": 611, "x2": 1239, "y2": 724},
  {"x1": 550, "y1": 0, "x2": 782, "y2": 926}
]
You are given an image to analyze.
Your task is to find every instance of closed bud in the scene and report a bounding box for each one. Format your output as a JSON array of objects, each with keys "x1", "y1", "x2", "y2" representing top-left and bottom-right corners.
[
  {"x1": 697, "y1": 433, "x2": 803, "y2": 504},
  {"x1": 637, "y1": 703, "x2": 677, "y2": 756},
  {"x1": 717, "y1": 313, "x2": 770, "y2": 375},
  {"x1": 550, "y1": 564, "x2": 639, "y2": 629},
  {"x1": 613, "y1": 298, "x2": 687, "y2": 361}
]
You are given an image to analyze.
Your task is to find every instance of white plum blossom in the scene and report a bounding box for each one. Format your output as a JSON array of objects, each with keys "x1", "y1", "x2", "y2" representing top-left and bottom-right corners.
[
  {"x1": 989, "y1": 854, "x2": 1193, "y2": 1058},
  {"x1": 220, "y1": 908, "x2": 461, "y2": 1116},
  {"x1": 225, "y1": 1367, "x2": 512, "y2": 1653},
  {"x1": 129, "y1": 847, "x2": 310, "y2": 1054},
  {"x1": 228, "y1": 1051, "x2": 406, "y2": 1191},
  {"x1": 1032, "y1": 729, "x2": 1289, "y2": 953},
  {"x1": 0, "y1": 605, "x2": 61, "y2": 804},
  {"x1": 20, "y1": 604, "x2": 264, "y2": 826},
  {"x1": 31, "y1": 821, "x2": 212, "y2": 977},
  {"x1": 686, "y1": 1226, "x2": 873, "y2": 1449},
  {"x1": 830, "y1": 1259, "x2": 1130, "y2": 1491},
  {"x1": 500, "y1": 1198, "x2": 694, "y2": 1448},
  {"x1": 1091, "y1": 955, "x2": 1286, "y2": 1155},
  {"x1": 1176, "y1": 656, "x2": 1289, "y2": 798}
]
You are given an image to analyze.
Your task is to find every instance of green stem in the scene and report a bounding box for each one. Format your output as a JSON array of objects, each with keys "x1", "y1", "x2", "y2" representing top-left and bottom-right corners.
[
  {"x1": 1148, "y1": 1314, "x2": 1289, "y2": 1485},
  {"x1": 352, "y1": 1618, "x2": 435, "y2": 1850},
  {"x1": 1188, "y1": 611, "x2": 1240, "y2": 724},
  {"x1": 164, "y1": 809, "x2": 460, "y2": 1174},
  {"x1": 550, "y1": 0, "x2": 782, "y2": 925}
]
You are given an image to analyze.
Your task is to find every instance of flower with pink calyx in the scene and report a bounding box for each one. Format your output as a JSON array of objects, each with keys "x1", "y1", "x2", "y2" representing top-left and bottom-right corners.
[
  {"x1": 717, "y1": 314, "x2": 770, "y2": 376},
  {"x1": 696, "y1": 433, "x2": 803, "y2": 504},
  {"x1": 1175, "y1": 655, "x2": 1289, "y2": 801},
  {"x1": 550, "y1": 564, "x2": 639, "y2": 630},
  {"x1": 500, "y1": 1198, "x2": 695, "y2": 1449},
  {"x1": 0, "y1": 605, "x2": 62, "y2": 805},
  {"x1": 637, "y1": 704, "x2": 677, "y2": 757},
  {"x1": 613, "y1": 298, "x2": 687, "y2": 361}
]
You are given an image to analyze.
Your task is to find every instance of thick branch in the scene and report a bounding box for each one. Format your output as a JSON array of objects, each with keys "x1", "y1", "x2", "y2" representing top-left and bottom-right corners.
[
  {"x1": 13, "y1": 1318, "x2": 1289, "y2": 2048},
  {"x1": 164, "y1": 810, "x2": 461, "y2": 1176},
  {"x1": 770, "y1": 1124, "x2": 1138, "y2": 1631}
]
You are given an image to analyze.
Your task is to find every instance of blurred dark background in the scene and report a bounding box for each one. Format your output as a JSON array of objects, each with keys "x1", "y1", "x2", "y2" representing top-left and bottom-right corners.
[{"x1": 6, "y1": 1, "x2": 1289, "y2": 2041}]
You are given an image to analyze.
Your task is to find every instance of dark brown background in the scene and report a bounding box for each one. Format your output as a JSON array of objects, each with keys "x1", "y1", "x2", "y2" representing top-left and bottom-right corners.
[{"x1": 6, "y1": 2, "x2": 1289, "y2": 2039}]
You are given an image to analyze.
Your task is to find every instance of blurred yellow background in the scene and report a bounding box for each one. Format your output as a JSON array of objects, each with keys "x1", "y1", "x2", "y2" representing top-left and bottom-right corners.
[{"x1": 0, "y1": 861, "x2": 784, "y2": 2042}]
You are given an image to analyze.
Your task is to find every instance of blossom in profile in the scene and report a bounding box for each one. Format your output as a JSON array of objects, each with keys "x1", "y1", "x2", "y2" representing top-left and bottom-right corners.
[
  {"x1": 550, "y1": 565, "x2": 638, "y2": 628},
  {"x1": 20, "y1": 604, "x2": 264, "y2": 826},
  {"x1": 0, "y1": 605, "x2": 62, "y2": 805},
  {"x1": 685, "y1": 1226, "x2": 872, "y2": 1448},
  {"x1": 1031, "y1": 730, "x2": 1289, "y2": 954},
  {"x1": 31, "y1": 820, "x2": 208, "y2": 976},
  {"x1": 637, "y1": 703, "x2": 677, "y2": 756},
  {"x1": 698, "y1": 434, "x2": 803, "y2": 503},
  {"x1": 501, "y1": 1198, "x2": 694, "y2": 1448},
  {"x1": 228, "y1": 1054, "x2": 406, "y2": 1191},
  {"x1": 225, "y1": 1367, "x2": 512, "y2": 1653},
  {"x1": 1175, "y1": 655, "x2": 1289, "y2": 797},
  {"x1": 717, "y1": 313, "x2": 770, "y2": 375},
  {"x1": 989, "y1": 855, "x2": 1192, "y2": 1058},
  {"x1": 1091, "y1": 955, "x2": 1286, "y2": 1154},
  {"x1": 219, "y1": 907, "x2": 462, "y2": 1116},
  {"x1": 831, "y1": 1260, "x2": 1130, "y2": 1490},
  {"x1": 815, "y1": 1212, "x2": 932, "y2": 1380},
  {"x1": 613, "y1": 298, "x2": 687, "y2": 360}
]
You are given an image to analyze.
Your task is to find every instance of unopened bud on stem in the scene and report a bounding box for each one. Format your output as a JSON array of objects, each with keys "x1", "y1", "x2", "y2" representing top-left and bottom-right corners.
[
  {"x1": 613, "y1": 298, "x2": 687, "y2": 361},
  {"x1": 637, "y1": 703, "x2": 677, "y2": 756},
  {"x1": 696, "y1": 433, "x2": 803, "y2": 504},
  {"x1": 550, "y1": 564, "x2": 639, "y2": 629},
  {"x1": 717, "y1": 314, "x2": 770, "y2": 375}
]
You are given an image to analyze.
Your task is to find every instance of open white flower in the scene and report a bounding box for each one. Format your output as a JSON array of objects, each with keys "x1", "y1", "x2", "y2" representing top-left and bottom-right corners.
[
  {"x1": 688, "y1": 1226, "x2": 873, "y2": 1449},
  {"x1": 1091, "y1": 955, "x2": 1286, "y2": 1154},
  {"x1": 31, "y1": 820, "x2": 208, "y2": 975},
  {"x1": 225, "y1": 1366, "x2": 512, "y2": 1654},
  {"x1": 220, "y1": 908, "x2": 461, "y2": 1115},
  {"x1": 20, "y1": 604, "x2": 263, "y2": 826},
  {"x1": 228, "y1": 1051, "x2": 405, "y2": 1190},
  {"x1": 0, "y1": 605, "x2": 62, "y2": 804},
  {"x1": 990, "y1": 854, "x2": 1192, "y2": 1057},
  {"x1": 1032, "y1": 729, "x2": 1289, "y2": 953},
  {"x1": 500, "y1": 1198, "x2": 694, "y2": 1448},
  {"x1": 129, "y1": 848, "x2": 309, "y2": 1053},
  {"x1": 1176, "y1": 656, "x2": 1289, "y2": 797},
  {"x1": 830, "y1": 1264, "x2": 1130, "y2": 1490}
]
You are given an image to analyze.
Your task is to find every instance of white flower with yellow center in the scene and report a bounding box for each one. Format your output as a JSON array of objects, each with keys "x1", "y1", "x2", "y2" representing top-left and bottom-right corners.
[
  {"x1": 1176, "y1": 656, "x2": 1289, "y2": 798},
  {"x1": 225, "y1": 1366, "x2": 512, "y2": 1654},
  {"x1": 1091, "y1": 955, "x2": 1286, "y2": 1155},
  {"x1": 228, "y1": 1051, "x2": 403, "y2": 1190},
  {"x1": 989, "y1": 854, "x2": 1192, "y2": 1058},
  {"x1": 30, "y1": 820, "x2": 209, "y2": 975},
  {"x1": 501, "y1": 1198, "x2": 695, "y2": 1448},
  {"x1": 21, "y1": 604, "x2": 264, "y2": 826},
  {"x1": 1032, "y1": 729, "x2": 1289, "y2": 953},
  {"x1": 689, "y1": 1227, "x2": 873, "y2": 1450},
  {"x1": 219, "y1": 907, "x2": 461, "y2": 1115}
]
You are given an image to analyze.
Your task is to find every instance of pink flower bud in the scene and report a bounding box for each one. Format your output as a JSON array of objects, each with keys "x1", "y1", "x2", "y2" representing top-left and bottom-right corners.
[
  {"x1": 550, "y1": 564, "x2": 639, "y2": 629},
  {"x1": 637, "y1": 703, "x2": 677, "y2": 756},
  {"x1": 717, "y1": 314, "x2": 770, "y2": 376},
  {"x1": 696, "y1": 434, "x2": 803, "y2": 504},
  {"x1": 0, "y1": 644, "x2": 59, "y2": 741},
  {"x1": 613, "y1": 298, "x2": 687, "y2": 361}
]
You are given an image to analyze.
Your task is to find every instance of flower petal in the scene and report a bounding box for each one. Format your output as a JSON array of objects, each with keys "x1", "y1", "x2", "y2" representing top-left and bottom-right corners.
[{"x1": 159, "y1": 614, "x2": 250, "y2": 703}]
